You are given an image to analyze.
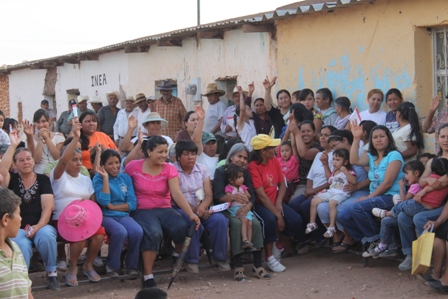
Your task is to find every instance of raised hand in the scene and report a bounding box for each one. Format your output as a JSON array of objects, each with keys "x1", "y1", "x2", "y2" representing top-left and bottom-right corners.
[
  {"x1": 39, "y1": 128, "x2": 50, "y2": 141},
  {"x1": 340, "y1": 166, "x2": 347, "y2": 173},
  {"x1": 195, "y1": 106, "x2": 205, "y2": 120},
  {"x1": 95, "y1": 165, "x2": 108, "y2": 178},
  {"x1": 248, "y1": 81, "x2": 255, "y2": 95},
  {"x1": 236, "y1": 85, "x2": 244, "y2": 94},
  {"x1": 351, "y1": 120, "x2": 363, "y2": 139},
  {"x1": 429, "y1": 95, "x2": 441, "y2": 112},
  {"x1": 137, "y1": 127, "x2": 143, "y2": 145},
  {"x1": 128, "y1": 115, "x2": 137, "y2": 129},
  {"x1": 94, "y1": 142, "x2": 102, "y2": 154},
  {"x1": 8, "y1": 130, "x2": 21, "y2": 147},
  {"x1": 72, "y1": 121, "x2": 81, "y2": 138},
  {"x1": 22, "y1": 120, "x2": 33, "y2": 136},
  {"x1": 319, "y1": 152, "x2": 329, "y2": 165}
]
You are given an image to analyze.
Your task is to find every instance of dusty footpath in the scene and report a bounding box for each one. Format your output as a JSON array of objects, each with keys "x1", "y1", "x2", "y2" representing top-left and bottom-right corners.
[{"x1": 32, "y1": 247, "x2": 443, "y2": 299}]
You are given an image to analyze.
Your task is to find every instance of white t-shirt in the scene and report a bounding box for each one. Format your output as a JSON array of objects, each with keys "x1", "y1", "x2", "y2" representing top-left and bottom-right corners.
[
  {"x1": 33, "y1": 133, "x2": 66, "y2": 174},
  {"x1": 131, "y1": 135, "x2": 173, "y2": 148},
  {"x1": 204, "y1": 101, "x2": 227, "y2": 137},
  {"x1": 393, "y1": 123, "x2": 415, "y2": 162},
  {"x1": 307, "y1": 152, "x2": 334, "y2": 189},
  {"x1": 238, "y1": 119, "x2": 256, "y2": 151},
  {"x1": 196, "y1": 153, "x2": 218, "y2": 180},
  {"x1": 359, "y1": 109, "x2": 387, "y2": 126},
  {"x1": 50, "y1": 170, "x2": 94, "y2": 220}
]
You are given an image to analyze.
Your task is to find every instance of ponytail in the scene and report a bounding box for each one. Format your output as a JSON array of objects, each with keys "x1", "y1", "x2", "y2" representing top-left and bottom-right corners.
[{"x1": 397, "y1": 102, "x2": 424, "y2": 150}]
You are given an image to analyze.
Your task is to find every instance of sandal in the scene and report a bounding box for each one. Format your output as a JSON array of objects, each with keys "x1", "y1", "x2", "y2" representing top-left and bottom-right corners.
[
  {"x1": 65, "y1": 272, "x2": 78, "y2": 286},
  {"x1": 82, "y1": 269, "x2": 101, "y2": 282},
  {"x1": 332, "y1": 242, "x2": 353, "y2": 253},
  {"x1": 251, "y1": 266, "x2": 271, "y2": 280},
  {"x1": 234, "y1": 267, "x2": 247, "y2": 282},
  {"x1": 305, "y1": 222, "x2": 318, "y2": 234},
  {"x1": 323, "y1": 227, "x2": 336, "y2": 238}
]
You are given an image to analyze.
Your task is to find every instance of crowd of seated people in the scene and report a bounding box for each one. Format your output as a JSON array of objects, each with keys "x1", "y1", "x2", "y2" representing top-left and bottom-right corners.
[{"x1": 1, "y1": 78, "x2": 448, "y2": 296}]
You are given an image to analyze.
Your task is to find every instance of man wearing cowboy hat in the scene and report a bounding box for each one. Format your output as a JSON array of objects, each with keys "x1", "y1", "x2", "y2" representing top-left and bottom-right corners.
[
  {"x1": 120, "y1": 112, "x2": 173, "y2": 153},
  {"x1": 98, "y1": 91, "x2": 121, "y2": 140},
  {"x1": 67, "y1": 96, "x2": 95, "y2": 123},
  {"x1": 153, "y1": 80, "x2": 187, "y2": 140},
  {"x1": 202, "y1": 83, "x2": 227, "y2": 136},
  {"x1": 134, "y1": 93, "x2": 151, "y2": 134},
  {"x1": 146, "y1": 95, "x2": 157, "y2": 113},
  {"x1": 220, "y1": 86, "x2": 249, "y2": 139},
  {"x1": 113, "y1": 96, "x2": 139, "y2": 151},
  {"x1": 88, "y1": 96, "x2": 103, "y2": 113}
]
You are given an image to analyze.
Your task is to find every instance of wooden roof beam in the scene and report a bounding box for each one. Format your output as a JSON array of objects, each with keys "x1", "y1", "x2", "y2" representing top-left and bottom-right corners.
[
  {"x1": 157, "y1": 39, "x2": 182, "y2": 47},
  {"x1": 197, "y1": 31, "x2": 224, "y2": 39},
  {"x1": 30, "y1": 63, "x2": 44, "y2": 69},
  {"x1": 78, "y1": 54, "x2": 99, "y2": 61},
  {"x1": 43, "y1": 61, "x2": 62, "y2": 68},
  {"x1": 242, "y1": 24, "x2": 274, "y2": 33},
  {"x1": 125, "y1": 45, "x2": 150, "y2": 53},
  {"x1": 59, "y1": 57, "x2": 79, "y2": 64}
]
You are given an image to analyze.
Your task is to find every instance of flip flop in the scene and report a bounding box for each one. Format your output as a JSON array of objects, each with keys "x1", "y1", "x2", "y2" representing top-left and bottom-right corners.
[
  {"x1": 65, "y1": 272, "x2": 78, "y2": 286},
  {"x1": 82, "y1": 269, "x2": 101, "y2": 282}
]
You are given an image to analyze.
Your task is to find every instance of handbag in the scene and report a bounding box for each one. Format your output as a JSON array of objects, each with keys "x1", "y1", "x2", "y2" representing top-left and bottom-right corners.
[{"x1": 411, "y1": 224, "x2": 435, "y2": 275}]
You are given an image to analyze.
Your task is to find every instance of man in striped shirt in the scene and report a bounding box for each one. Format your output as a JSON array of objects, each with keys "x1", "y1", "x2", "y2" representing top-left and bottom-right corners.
[{"x1": 0, "y1": 189, "x2": 34, "y2": 299}]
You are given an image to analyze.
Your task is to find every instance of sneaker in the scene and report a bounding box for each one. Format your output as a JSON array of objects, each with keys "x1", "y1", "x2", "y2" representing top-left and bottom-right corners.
[
  {"x1": 107, "y1": 270, "x2": 119, "y2": 278},
  {"x1": 379, "y1": 248, "x2": 398, "y2": 258},
  {"x1": 47, "y1": 274, "x2": 61, "y2": 291},
  {"x1": 57, "y1": 260, "x2": 67, "y2": 272},
  {"x1": 93, "y1": 256, "x2": 103, "y2": 267},
  {"x1": 272, "y1": 243, "x2": 284, "y2": 261},
  {"x1": 372, "y1": 208, "x2": 387, "y2": 218},
  {"x1": 362, "y1": 242, "x2": 378, "y2": 258},
  {"x1": 185, "y1": 263, "x2": 199, "y2": 274},
  {"x1": 399, "y1": 254, "x2": 413, "y2": 271},
  {"x1": 370, "y1": 245, "x2": 386, "y2": 259},
  {"x1": 143, "y1": 278, "x2": 157, "y2": 289},
  {"x1": 125, "y1": 268, "x2": 138, "y2": 275},
  {"x1": 212, "y1": 257, "x2": 231, "y2": 271},
  {"x1": 417, "y1": 273, "x2": 438, "y2": 284},
  {"x1": 265, "y1": 256, "x2": 286, "y2": 272},
  {"x1": 393, "y1": 194, "x2": 402, "y2": 205},
  {"x1": 242, "y1": 240, "x2": 254, "y2": 249}
]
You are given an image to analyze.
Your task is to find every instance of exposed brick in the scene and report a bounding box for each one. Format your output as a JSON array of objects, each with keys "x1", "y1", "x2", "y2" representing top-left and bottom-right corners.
[{"x1": 0, "y1": 75, "x2": 9, "y2": 117}]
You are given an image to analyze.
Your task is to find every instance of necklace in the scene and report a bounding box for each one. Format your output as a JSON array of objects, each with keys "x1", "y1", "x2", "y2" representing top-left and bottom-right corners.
[{"x1": 18, "y1": 174, "x2": 38, "y2": 203}]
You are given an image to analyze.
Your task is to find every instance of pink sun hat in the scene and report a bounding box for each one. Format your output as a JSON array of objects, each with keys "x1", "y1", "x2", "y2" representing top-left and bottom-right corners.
[{"x1": 58, "y1": 200, "x2": 102, "y2": 242}]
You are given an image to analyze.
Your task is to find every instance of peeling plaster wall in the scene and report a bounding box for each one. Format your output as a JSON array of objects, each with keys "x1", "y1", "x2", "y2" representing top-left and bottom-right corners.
[{"x1": 275, "y1": 0, "x2": 447, "y2": 117}]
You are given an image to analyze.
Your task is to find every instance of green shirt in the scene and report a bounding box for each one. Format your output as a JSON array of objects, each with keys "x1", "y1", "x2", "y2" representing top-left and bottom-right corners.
[{"x1": 0, "y1": 238, "x2": 31, "y2": 299}]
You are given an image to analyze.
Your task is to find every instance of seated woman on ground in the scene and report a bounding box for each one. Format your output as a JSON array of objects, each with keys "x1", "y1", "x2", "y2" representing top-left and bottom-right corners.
[
  {"x1": 50, "y1": 119, "x2": 105, "y2": 286},
  {"x1": 93, "y1": 149, "x2": 143, "y2": 277},
  {"x1": 171, "y1": 140, "x2": 229, "y2": 274},
  {"x1": 306, "y1": 148, "x2": 356, "y2": 238},
  {"x1": 337, "y1": 122, "x2": 404, "y2": 257}
]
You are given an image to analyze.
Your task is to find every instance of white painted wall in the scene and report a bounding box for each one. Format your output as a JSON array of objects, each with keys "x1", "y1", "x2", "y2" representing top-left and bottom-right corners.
[
  {"x1": 9, "y1": 29, "x2": 276, "y2": 121},
  {"x1": 9, "y1": 68, "x2": 47, "y2": 121}
]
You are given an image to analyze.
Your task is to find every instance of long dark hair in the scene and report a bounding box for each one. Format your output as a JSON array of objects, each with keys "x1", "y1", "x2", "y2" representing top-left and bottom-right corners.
[
  {"x1": 368, "y1": 125, "x2": 397, "y2": 159},
  {"x1": 397, "y1": 102, "x2": 424, "y2": 150},
  {"x1": 79, "y1": 111, "x2": 99, "y2": 150}
]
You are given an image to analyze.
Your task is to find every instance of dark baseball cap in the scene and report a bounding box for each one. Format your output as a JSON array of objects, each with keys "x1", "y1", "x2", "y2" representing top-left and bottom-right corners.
[{"x1": 69, "y1": 99, "x2": 77, "y2": 106}]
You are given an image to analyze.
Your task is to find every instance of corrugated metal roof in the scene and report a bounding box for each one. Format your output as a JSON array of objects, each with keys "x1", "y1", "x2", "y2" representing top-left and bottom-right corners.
[{"x1": 0, "y1": 0, "x2": 373, "y2": 73}]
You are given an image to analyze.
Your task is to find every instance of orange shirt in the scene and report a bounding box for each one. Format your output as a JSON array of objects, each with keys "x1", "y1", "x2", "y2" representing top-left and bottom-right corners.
[{"x1": 81, "y1": 132, "x2": 118, "y2": 169}]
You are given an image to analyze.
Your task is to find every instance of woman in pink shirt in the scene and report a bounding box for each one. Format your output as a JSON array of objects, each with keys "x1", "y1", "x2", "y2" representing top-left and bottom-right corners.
[{"x1": 125, "y1": 136, "x2": 200, "y2": 289}]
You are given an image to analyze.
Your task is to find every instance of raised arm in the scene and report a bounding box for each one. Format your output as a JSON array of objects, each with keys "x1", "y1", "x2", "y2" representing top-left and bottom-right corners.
[
  {"x1": 422, "y1": 96, "x2": 440, "y2": 133},
  {"x1": 262, "y1": 76, "x2": 277, "y2": 111},
  {"x1": 237, "y1": 86, "x2": 246, "y2": 131},
  {"x1": 53, "y1": 119, "x2": 81, "y2": 180},
  {"x1": 120, "y1": 115, "x2": 138, "y2": 152},
  {"x1": 0, "y1": 131, "x2": 21, "y2": 188},
  {"x1": 193, "y1": 106, "x2": 205, "y2": 155},
  {"x1": 123, "y1": 127, "x2": 143, "y2": 168},
  {"x1": 22, "y1": 120, "x2": 35, "y2": 157},
  {"x1": 350, "y1": 120, "x2": 369, "y2": 166}
]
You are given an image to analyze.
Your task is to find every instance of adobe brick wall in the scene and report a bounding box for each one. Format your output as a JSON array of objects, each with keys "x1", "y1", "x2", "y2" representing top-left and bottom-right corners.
[{"x1": 0, "y1": 74, "x2": 9, "y2": 117}]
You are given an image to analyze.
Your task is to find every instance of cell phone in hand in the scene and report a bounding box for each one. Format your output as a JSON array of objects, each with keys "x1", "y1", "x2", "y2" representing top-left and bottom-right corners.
[{"x1": 24, "y1": 224, "x2": 33, "y2": 236}]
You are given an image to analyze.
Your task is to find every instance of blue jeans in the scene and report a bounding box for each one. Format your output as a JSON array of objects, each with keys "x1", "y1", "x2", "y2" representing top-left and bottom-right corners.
[
  {"x1": 102, "y1": 216, "x2": 143, "y2": 270},
  {"x1": 337, "y1": 195, "x2": 393, "y2": 243},
  {"x1": 174, "y1": 207, "x2": 229, "y2": 264},
  {"x1": 131, "y1": 208, "x2": 187, "y2": 252},
  {"x1": 317, "y1": 190, "x2": 369, "y2": 230},
  {"x1": 289, "y1": 194, "x2": 325, "y2": 242},
  {"x1": 391, "y1": 199, "x2": 428, "y2": 218},
  {"x1": 379, "y1": 217, "x2": 399, "y2": 250},
  {"x1": 254, "y1": 203, "x2": 302, "y2": 244},
  {"x1": 13, "y1": 224, "x2": 57, "y2": 272},
  {"x1": 397, "y1": 205, "x2": 445, "y2": 255}
]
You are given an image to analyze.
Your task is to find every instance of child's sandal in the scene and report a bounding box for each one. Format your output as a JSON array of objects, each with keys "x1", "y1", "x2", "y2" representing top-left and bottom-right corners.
[
  {"x1": 234, "y1": 267, "x2": 246, "y2": 282},
  {"x1": 324, "y1": 227, "x2": 336, "y2": 238},
  {"x1": 251, "y1": 266, "x2": 271, "y2": 280},
  {"x1": 305, "y1": 222, "x2": 318, "y2": 234}
]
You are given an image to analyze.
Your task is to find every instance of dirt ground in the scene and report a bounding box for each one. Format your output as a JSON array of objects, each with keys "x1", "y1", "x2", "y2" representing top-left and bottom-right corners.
[{"x1": 31, "y1": 245, "x2": 444, "y2": 299}]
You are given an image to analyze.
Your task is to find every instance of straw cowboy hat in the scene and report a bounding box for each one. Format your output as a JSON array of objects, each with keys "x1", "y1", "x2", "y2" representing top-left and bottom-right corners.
[
  {"x1": 77, "y1": 95, "x2": 89, "y2": 103},
  {"x1": 201, "y1": 83, "x2": 225, "y2": 97},
  {"x1": 156, "y1": 80, "x2": 176, "y2": 91},
  {"x1": 58, "y1": 200, "x2": 102, "y2": 242},
  {"x1": 134, "y1": 93, "x2": 146, "y2": 104},
  {"x1": 232, "y1": 86, "x2": 248, "y2": 96},
  {"x1": 106, "y1": 91, "x2": 121, "y2": 100},
  {"x1": 125, "y1": 96, "x2": 135, "y2": 102},
  {"x1": 88, "y1": 96, "x2": 102, "y2": 104},
  {"x1": 146, "y1": 95, "x2": 157, "y2": 102},
  {"x1": 141, "y1": 112, "x2": 168, "y2": 128}
]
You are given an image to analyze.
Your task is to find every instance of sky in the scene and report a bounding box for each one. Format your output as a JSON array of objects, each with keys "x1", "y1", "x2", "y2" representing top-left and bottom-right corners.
[{"x1": 0, "y1": 0, "x2": 296, "y2": 66}]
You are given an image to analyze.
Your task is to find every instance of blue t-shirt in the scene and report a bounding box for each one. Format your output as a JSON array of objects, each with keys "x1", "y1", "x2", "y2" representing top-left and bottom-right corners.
[
  {"x1": 368, "y1": 150, "x2": 404, "y2": 195},
  {"x1": 385, "y1": 111, "x2": 399, "y2": 133}
]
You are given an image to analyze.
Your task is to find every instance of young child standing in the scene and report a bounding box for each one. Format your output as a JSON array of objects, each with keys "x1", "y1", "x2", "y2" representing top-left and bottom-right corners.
[
  {"x1": 277, "y1": 140, "x2": 300, "y2": 202},
  {"x1": 0, "y1": 188, "x2": 34, "y2": 299},
  {"x1": 225, "y1": 164, "x2": 254, "y2": 249},
  {"x1": 306, "y1": 148, "x2": 356, "y2": 238}
]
